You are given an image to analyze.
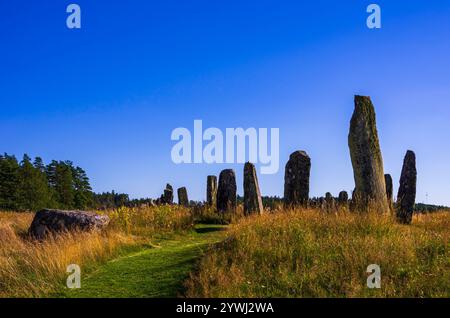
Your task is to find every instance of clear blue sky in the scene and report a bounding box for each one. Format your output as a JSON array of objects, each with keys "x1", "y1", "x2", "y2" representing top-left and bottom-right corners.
[{"x1": 1, "y1": 1, "x2": 449, "y2": 205}]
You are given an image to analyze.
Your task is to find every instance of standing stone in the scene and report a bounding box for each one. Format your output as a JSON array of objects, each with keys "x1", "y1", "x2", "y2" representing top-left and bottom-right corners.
[
  {"x1": 396, "y1": 151, "x2": 417, "y2": 224},
  {"x1": 243, "y1": 162, "x2": 264, "y2": 215},
  {"x1": 177, "y1": 187, "x2": 189, "y2": 207},
  {"x1": 338, "y1": 191, "x2": 349, "y2": 204},
  {"x1": 163, "y1": 184, "x2": 174, "y2": 204},
  {"x1": 385, "y1": 174, "x2": 394, "y2": 212},
  {"x1": 284, "y1": 151, "x2": 311, "y2": 208},
  {"x1": 337, "y1": 191, "x2": 349, "y2": 210},
  {"x1": 348, "y1": 95, "x2": 389, "y2": 213},
  {"x1": 206, "y1": 175, "x2": 218, "y2": 207},
  {"x1": 217, "y1": 169, "x2": 237, "y2": 213},
  {"x1": 325, "y1": 192, "x2": 336, "y2": 211},
  {"x1": 319, "y1": 197, "x2": 326, "y2": 210}
]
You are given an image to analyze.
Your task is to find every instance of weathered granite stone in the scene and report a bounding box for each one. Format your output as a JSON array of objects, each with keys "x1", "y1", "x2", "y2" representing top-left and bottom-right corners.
[
  {"x1": 385, "y1": 174, "x2": 394, "y2": 212},
  {"x1": 163, "y1": 184, "x2": 174, "y2": 204},
  {"x1": 284, "y1": 151, "x2": 311, "y2": 208},
  {"x1": 243, "y1": 162, "x2": 264, "y2": 215},
  {"x1": 206, "y1": 175, "x2": 217, "y2": 207},
  {"x1": 217, "y1": 169, "x2": 237, "y2": 213},
  {"x1": 177, "y1": 187, "x2": 189, "y2": 207},
  {"x1": 325, "y1": 192, "x2": 336, "y2": 211},
  {"x1": 28, "y1": 209, "x2": 110, "y2": 239},
  {"x1": 396, "y1": 151, "x2": 417, "y2": 224},
  {"x1": 338, "y1": 191, "x2": 349, "y2": 204},
  {"x1": 348, "y1": 95, "x2": 389, "y2": 213}
]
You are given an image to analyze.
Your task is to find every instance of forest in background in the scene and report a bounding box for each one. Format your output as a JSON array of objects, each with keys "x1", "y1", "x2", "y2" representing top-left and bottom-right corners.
[
  {"x1": 1, "y1": 153, "x2": 448, "y2": 213},
  {"x1": 0, "y1": 153, "x2": 146, "y2": 211}
]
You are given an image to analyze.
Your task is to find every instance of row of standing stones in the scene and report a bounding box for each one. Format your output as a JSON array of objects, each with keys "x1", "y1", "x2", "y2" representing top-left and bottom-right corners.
[
  {"x1": 200, "y1": 96, "x2": 416, "y2": 224},
  {"x1": 28, "y1": 95, "x2": 417, "y2": 239}
]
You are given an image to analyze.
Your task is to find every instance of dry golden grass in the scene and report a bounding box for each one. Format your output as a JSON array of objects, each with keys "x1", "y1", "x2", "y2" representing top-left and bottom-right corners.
[
  {"x1": 0, "y1": 205, "x2": 193, "y2": 298},
  {"x1": 185, "y1": 208, "x2": 449, "y2": 298}
]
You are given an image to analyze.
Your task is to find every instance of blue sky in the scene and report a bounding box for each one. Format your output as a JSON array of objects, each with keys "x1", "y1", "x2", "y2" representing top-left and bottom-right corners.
[{"x1": 1, "y1": 1, "x2": 449, "y2": 205}]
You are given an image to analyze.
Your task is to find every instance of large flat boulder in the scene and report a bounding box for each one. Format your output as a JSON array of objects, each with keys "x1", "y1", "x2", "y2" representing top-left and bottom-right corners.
[{"x1": 28, "y1": 209, "x2": 110, "y2": 239}]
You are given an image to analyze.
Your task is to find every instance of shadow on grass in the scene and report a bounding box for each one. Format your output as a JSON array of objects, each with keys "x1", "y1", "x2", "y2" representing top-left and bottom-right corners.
[{"x1": 195, "y1": 226, "x2": 227, "y2": 234}]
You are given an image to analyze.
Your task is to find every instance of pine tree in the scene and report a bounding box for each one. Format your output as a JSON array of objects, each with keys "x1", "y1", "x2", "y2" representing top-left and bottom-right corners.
[
  {"x1": 0, "y1": 154, "x2": 95, "y2": 211},
  {"x1": 33, "y1": 157, "x2": 45, "y2": 173},
  {"x1": 16, "y1": 155, "x2": 53, "y2": 211},
  {"x1": 0, "y1": 154, "x2": 20, "y2": 210},
  {"x1": 72, "y1": 165, "x2": 93, "y2": 209},
  {"x1": 46, "y1": 161, "x2": 75, "y2": 209}
]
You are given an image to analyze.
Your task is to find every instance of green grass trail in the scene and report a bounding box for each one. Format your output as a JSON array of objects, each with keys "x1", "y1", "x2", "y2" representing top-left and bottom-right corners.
[{"x1": 63, "y1": 224, "x2": 227, "y2": 298}]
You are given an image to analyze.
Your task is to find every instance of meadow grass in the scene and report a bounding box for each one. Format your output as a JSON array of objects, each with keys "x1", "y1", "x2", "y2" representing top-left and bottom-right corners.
[
  {"x1": 185, "y1": 208, "x2": 449, "y2": 298},
  {"x1": 63, "y1": 224, "x2": 227, "y2": 298},
  {"x1": 0, "y1": 205, "x2": 193, "y2": 298}
]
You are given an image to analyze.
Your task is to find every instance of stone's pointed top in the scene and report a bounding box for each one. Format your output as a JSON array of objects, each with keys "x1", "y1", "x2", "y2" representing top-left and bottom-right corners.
[
  {"x1": 289, "y1": 150, "x2": 310, "y2": 160},
  {"x1": 353, "y1": 95, "x2": 375, "y2": 113},
  {"x1": 220, "y1": 169, "x2": 235, "y2": 175},
  {"x1": 244, "y1": 162, "x2": 257, "y2": 169},
  {"x1": 406, "y1": 150, "x2": 416, "y2": 157},
  {"x1": 355, "y1": 95, "x2": 371, "y2": 101}
]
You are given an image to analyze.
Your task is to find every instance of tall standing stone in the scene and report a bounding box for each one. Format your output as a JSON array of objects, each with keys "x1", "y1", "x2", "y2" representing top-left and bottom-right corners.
[
  {"x1": 206, "y1": 175, "x2": 217, "y2": 207},
  {"x1": 348, "y1": 95, "x2": 389, "y2": 213},
  {"x1": 217, "y1": 169, "x2": 237, "y2": 213},
  {"x1": 385, "y1": 174, "x2": 394, "y2": 212},
  {"x1": 396, "y1": 151, "x2": 417, "y2": 224},
  {"x1": 243, "y1": 162, "x2": 264, "y2": 215},
  {"x1": 163, "y1": 184, "x2": 174, "y2": 204},
  {"x1": 284, "y1": 151, "x2": 311, "y2": 208},
  {"x1": 177, "y1": 187, "x2": 189, "y2": 207}
]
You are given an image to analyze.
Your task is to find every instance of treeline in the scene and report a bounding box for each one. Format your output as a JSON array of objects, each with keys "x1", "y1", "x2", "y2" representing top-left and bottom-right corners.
[
  {"x1": 0, "y1": 153, "x2": 93, "y2": 211},
  {"x1": 93, "y1": 191, "x2": 157, "y2": 209},
  {"x1": 415, "y1": 203, "x2": 450, "y2": 213},
  {"x1": 93, "y1": 191, "x2": 129, "y2": 209}
]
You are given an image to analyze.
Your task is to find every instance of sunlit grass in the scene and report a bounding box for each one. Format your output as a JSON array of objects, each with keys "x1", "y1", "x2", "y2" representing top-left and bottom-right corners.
[
  {"x1": 0, "y1": 206, "x2": 193, "y2": 297},
  {"x1": 185, "y1": 209, "x2": 449, "y2": 298}
]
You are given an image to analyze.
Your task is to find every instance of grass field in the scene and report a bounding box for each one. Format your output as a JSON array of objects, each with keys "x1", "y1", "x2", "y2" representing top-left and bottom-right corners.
[
  {"x1": 0, "y1": 206, "x2": 194, "y2": 298},
  {"x1": 0, "y1": 206, "x2": 448, "y2": 298},
  {"x1": 61, "y1": 224, "x2": 226, "y2": 298},
  {"x1": 185, "y1": 209, "x2": 449, "y2": 298}
]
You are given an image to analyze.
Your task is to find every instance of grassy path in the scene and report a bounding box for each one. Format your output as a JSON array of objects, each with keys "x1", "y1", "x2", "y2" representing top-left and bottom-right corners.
[{"x1": 63, "y1": 224, "x2": 227, "y2": 298}]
